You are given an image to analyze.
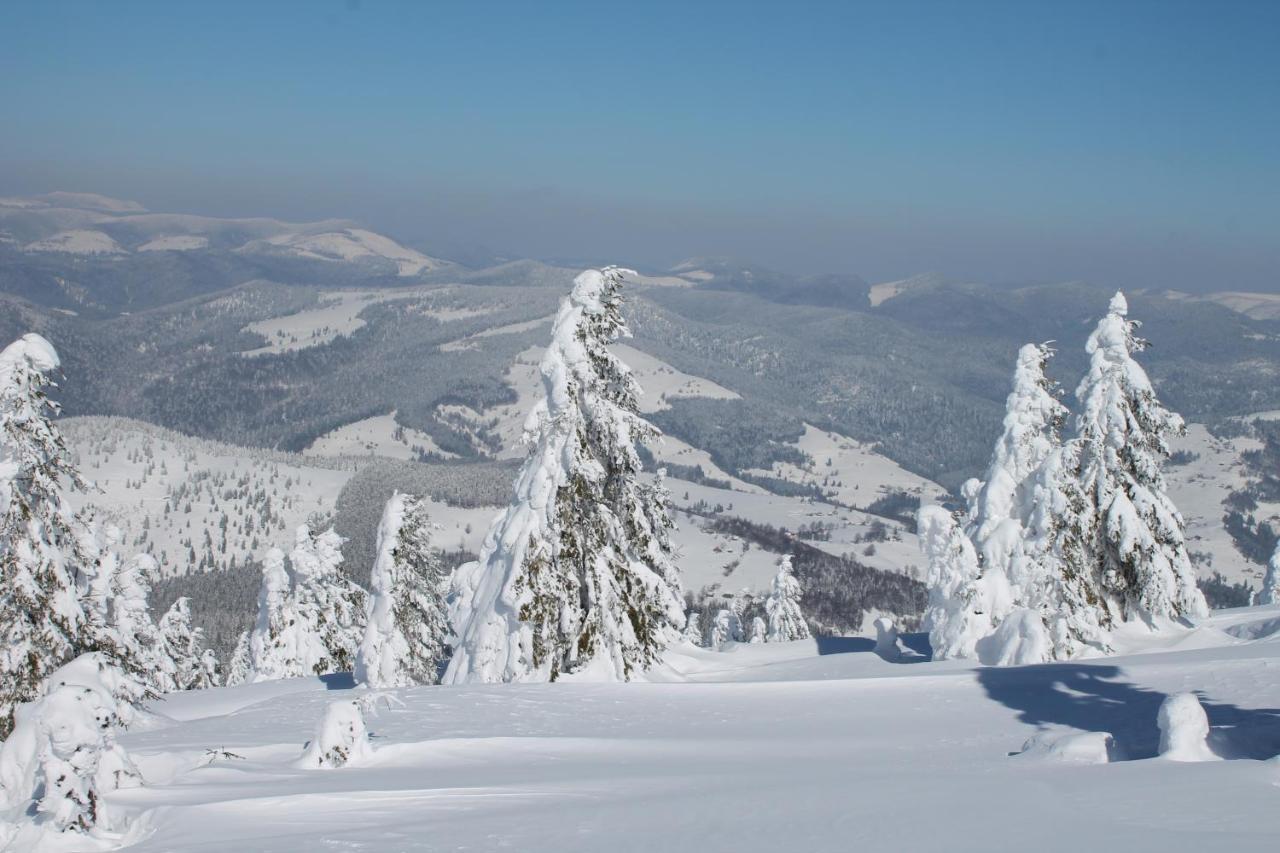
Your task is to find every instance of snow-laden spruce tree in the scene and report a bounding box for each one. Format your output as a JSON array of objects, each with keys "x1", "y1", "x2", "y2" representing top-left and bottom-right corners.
[
  {"x1": 226, "y1": 630, "x2": 252, "y2": 687},
  {"x1": 247, "y1": 547, "x2": 298, "y2": 681},
  {"x1": 355, "y1": 493, "x2": 450, "y2": 688},
  {"x1": 919, "y1": 504, "x2": 995, "y2": 660},
  {"x1": 445, "y1": 267, "x2": 685, "y2": 684},
  {"x1": 109, "y1": 553, "x2": 173, "y2": 695},
  {"x1": 965, "y1": 343, "x2": 1068, "y2": 592},
  {"x1": 1258, "y1": 541, "x2": 1280, "y2": 606},
  {"x1": 765, "y1": 556, "x2": 811, "y2": 642},
  {"x1": 158, "y1": 597, "x2": 220, "y2": 691},
  {"x1": 682, "y1": 611, "x2": 703, "y2": 646},
  {"x1": 291, "y1": 525, "x2": 366, "y2": 675},
  {"x1": 1065, "y1": 292, "x2": 1206, "y2": 624},
  {"x1": 928, "y1": 342, "x2": 1068, "y2": 664},
  {"x1": 0, "y1": 334, "x2": 96, "y2": 735}
]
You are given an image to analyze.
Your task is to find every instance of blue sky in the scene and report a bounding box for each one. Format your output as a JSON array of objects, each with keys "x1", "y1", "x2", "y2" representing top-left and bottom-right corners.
[{"x1": 2, "y1": 0, "x2": 1277, "y2": 288}]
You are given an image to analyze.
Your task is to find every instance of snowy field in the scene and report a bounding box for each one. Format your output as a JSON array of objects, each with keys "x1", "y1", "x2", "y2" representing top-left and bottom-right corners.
[{"x1": 109, "y1": 606, "x2": 1280, "y2": 852}]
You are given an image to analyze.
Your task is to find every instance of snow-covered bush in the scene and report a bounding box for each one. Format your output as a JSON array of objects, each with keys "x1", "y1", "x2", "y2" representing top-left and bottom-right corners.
[
  {"x1": 0, "y1": 654, "x2": 141, "y2": 843},
  {"x1": 873, "y1": 617, "x2": 903, "y2": 662},
  {"x1": 1157, "y1": 692, "x2": 1216, "y2": 762},
  {"x1": 764, "y1": 557, "x2": 811, "y2": 642},
  {"x1": 297, "y1": 700, "x2": 372, "y2": 769},
  {"x1": 445, "y1": 268, "x2": 684, "y2": 684},
  {"x1": 705, "y1": 609, "x2": 744, "y2": 650},
  {"x1": 355, "y1": 493, "x2": 450, "y2": 688}
]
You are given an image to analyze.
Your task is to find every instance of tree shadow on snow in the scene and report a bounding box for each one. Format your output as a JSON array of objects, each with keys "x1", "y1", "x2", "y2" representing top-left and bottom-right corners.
[
  {"x1": 814, "y1": 636, "x2": 875, "y2": 655},
  {"x1": 977, "y1": 663, "x2": 1280, "y2": 760},
  {"x1": 320, "y1": 672, "x2": 356, "y2": 690}
]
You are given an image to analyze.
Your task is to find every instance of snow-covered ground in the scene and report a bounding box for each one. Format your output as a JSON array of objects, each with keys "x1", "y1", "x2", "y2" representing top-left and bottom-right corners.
[
  {"x1": 106, "y1": 606, "x2": 1280, "y2": 852},
  {"x1": 24, "y1": 229, "x2": 127, "y2": 255},
  {"x1": 236, "y1": 228, "x2": 447, "y2": 277}
]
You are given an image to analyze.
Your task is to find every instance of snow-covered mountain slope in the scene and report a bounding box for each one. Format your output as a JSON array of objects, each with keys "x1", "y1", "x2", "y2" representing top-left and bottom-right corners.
[
  {"x1": 236, "y1": 228, "x2": 447, "y2": 276},
  {"x1": 136, "y1": 235, "x2": 209, "y2": 252},
  {"x1": 111, "y1": 606, "x2": 1280, "y2": 852},
  {"x1": 63, "y1": 417, "x2": 355, "y2": 578},
  {"x1": 25, "y1": 229, "x2": 127, "y2": 255}
]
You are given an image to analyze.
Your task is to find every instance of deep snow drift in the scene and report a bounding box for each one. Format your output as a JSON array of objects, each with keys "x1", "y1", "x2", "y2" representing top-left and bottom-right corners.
[{"x1": 79, "y1": 605, "x2": 1280, "y2": 852}]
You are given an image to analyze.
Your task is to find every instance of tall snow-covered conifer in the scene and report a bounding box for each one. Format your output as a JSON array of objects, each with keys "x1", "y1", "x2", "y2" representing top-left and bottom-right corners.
[
  {"x1": 158, "y1": 597, "x2": 220, "y2": 691},
  {"x1": 290, "y1": 525, "x2": 365, "y2": 675},
  {"x1": 0, "y1": 335, "x2": 94, "y2": 735},
  {"x1": 247, "y1": 547, "x2": 295, "y2": 681},
  {"x1": 446, "y1": 267, "x2": 684, "y2": 684},
  {"x1": 1066, "y1": 292, "x2": 1206, "y2": 623},
  {"x1": 354, "y1": 493, "x2": 450, "y2": 688},
  {"x1": 1259, "y1": 541, "x2": 1280, "y2": 606}
]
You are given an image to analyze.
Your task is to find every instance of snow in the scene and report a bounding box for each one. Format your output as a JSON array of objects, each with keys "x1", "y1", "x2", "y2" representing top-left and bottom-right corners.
[
  {"x1": 1158, "y1": 693, "x2": 1218, "y2": 762},
  {"x1": 24, "y1": 230, "x2": 126, "y2": 256},
  {"x1": 438, "y1": 316, "x2": 554, "y2": 352},
  {"x1": 136, "y1": 235, "x2": 208, "y2": 252},
  {"x1": 86, "y1": 605, "x2": 1280, "y2": 851}
]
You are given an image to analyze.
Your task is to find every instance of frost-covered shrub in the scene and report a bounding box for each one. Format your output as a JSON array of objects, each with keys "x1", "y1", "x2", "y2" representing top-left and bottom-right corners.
[{"x1": 297, "y1": 700, "x2": 372, "y2": 769}]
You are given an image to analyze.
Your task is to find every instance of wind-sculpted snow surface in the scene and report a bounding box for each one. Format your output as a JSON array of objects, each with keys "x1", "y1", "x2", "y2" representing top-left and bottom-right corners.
[{"x1": 90, "y1": 605, "x2": 1280, "y2": 852}]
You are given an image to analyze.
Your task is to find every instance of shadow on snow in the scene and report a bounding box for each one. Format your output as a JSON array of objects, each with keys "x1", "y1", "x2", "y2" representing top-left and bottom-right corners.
[{"x1": 976, "y1": 662, "x2": 1280, "y2": 760}]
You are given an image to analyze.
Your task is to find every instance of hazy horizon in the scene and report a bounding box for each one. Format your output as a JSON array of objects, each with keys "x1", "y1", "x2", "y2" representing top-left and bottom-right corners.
[{"x1": 4, "y1": 0, "x2": 1277, "y2": 292}]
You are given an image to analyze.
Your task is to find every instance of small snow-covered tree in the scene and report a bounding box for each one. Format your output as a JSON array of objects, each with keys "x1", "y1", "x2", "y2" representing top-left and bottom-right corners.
[
  {"x1": 109, "y1": 553, "x2": 171, "y2": 695},
  {"x1": 158, "y1": 597, "x2": 220, "y2": 691},
  {"x1": 682, "y1": 611, "x2": 703, "y2": 646},
  {"x1": 1258, "y1": 541, "x2": 1280, "y2": 606},
  {"x1": 0, "y1": 335, "x2": 94, "y2": 735},
  {"x1": 0, "y1": 653, "x2": 141, "y2": 841},
  {"x1": 1066, "y1": 292, "x2": 1206, "y2": 623},
  {"x1": 291, "y1": 525, "x2": 365, "y2": 675},
  {"x1": 355, "y1": 493, "x2": 450, "y2": 688},
  {"x1": 247, "y1": 547, "x2": 297, "y2": 681},
  {"x1": 747, "y1": 616, "x2": 767, "y2": 643},
  {"x1": 919, "y1": 505, "x2": 995, "y2": 661},
  {"x1": 297, "y1": 700, "x2": 372, "y2": 769},
  {"x1": 764, "y1": 557, "x2": 811, "y2": 642},
  {"x1": 704, "y1": 608, "x2": 744, "y2": 650},
  {"x1": 446, "y1": 268, "x2": 685, "y2": 684},
  {"x1": 225, "y1": 631, "x2": 252, "y2": 687}
]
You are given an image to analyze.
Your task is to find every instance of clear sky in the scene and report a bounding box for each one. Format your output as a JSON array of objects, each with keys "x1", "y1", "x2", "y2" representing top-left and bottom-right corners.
[{"x1": 2, "y1": 0, "x2": 1277, "y2": 289}]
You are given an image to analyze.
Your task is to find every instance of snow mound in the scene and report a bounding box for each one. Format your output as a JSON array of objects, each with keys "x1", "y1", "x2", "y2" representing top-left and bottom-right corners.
[
  {"x1": 25, "y1": 230, "x2": 126, "y2": 255},
  {"x1": 1017, "y1": 730, "x2": 1115, "y2": 764},
  {"x1": 1157, "y1": 693, "x2": 1217, "y2": 762},
  {"x1": 136, "y1": 235, "x2": 209, "y2": 252}
]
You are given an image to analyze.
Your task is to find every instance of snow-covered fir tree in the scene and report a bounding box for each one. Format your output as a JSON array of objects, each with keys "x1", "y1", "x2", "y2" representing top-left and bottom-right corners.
[
  {"x1": 0, "y1": 335, "x2": 95, "y2": 735},
  {"x1": 748, "y1": 616, "x2": 767, "y2": 643},
  {"x1": 110, "y1": 553, "x2": 172, "y2": 695},
  {"x1": 1259, "y1": 541, "x2": 1280, "y2": 606},
  {"x1": 445, "y1": 267, "x2": 685, "y2": 684},
  {"x1": 764, "y1": 556, "x2": 811, "y2": 642},
  {"x1": 682, "y1": 611, "x2": 703, "y2": 646},
  {"x1": 158, "y1": 597, "x2": 220, "y2": 691},
  {"x1": 247, "y1": 547, "x2": 297, "y2": 681},
  {"x1": 355, "y1": 493, "x2": 450, "y2": 688},
  {"x1": 1063, "y1": 292, "x2": 1206, "y2": 625},
  {"x1": 919, "y1": 505, "x2": 993, "y2": 661},
  {"x1": 290, "y1": 525, "x2": 366, "y2": 675},
  {"x1": 226, "y1": 630, "x2": 252, "y2": 687},
  {"x1": 964, "y1": 343, "x2": 1068, "y2": 595}
]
